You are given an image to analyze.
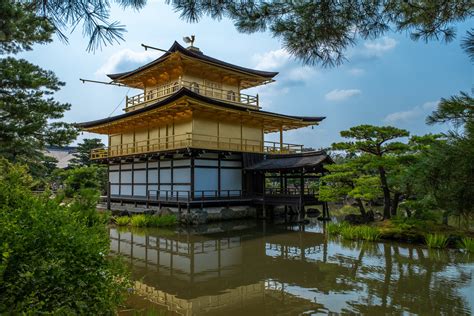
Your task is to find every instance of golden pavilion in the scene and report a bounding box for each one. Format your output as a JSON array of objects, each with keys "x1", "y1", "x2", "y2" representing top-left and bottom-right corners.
[{"x1": 79, "y1": 40, "x2": 331, "y2": 218}]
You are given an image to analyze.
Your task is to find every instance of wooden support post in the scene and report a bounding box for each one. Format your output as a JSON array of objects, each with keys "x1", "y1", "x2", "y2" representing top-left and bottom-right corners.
[
  {"x1": 107, "y1": 181, "x2": 111, "y2": 210},
  {"x1": 279, "y1": 126, "x2": 283, "y2": 152}
]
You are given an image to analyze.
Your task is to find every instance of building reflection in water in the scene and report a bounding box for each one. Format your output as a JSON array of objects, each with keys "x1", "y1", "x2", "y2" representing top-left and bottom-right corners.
[{"x1": 110, "y1": 221, "x2": 474, "y2": 315}]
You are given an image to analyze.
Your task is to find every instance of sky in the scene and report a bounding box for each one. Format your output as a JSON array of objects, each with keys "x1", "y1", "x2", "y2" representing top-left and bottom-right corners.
[{"x1": 19, "y1": 1, "x2": 473, "y2": 149}]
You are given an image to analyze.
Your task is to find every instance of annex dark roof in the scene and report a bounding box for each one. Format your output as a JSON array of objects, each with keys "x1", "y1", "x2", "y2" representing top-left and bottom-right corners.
[
  {"x1": 107, "y1": 41, "x2": 279, "y2": 80},
  {"x1": 76, "y1": 87, "x2": 325, "y2": 129},
  {"x1": 245, "y1": 151, "x2": 332, "y2": 172}
]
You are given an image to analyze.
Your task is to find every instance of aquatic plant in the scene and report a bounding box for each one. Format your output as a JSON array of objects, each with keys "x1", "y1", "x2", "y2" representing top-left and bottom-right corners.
[
  {"x1": 340, "y1": 226, "x2": 361, "y2": 240},
  {"x1": 144, "y1": 214, "x2": 177, "y2": 227},
  {"x1": 459, "y1": 237, "x2": 474, "y2": 253},
  {"x1": 425, "y1": 233, "x2": 449, "y2": 249},
  {"x1": 114, "y1": 216, "x2": 130, "y2": 226},
  {"x1": 128, "y1": 214, "x2": 178, "y2": 227},
  {"x1": 130, "y1": 214, "x2": 148, "y2": 227},
  {"x1": 326, "y1": 222, "x2": 350, "y2": 235},
  {"x1": 360, "y1": 226, "x2": 381, "y2": 241}
]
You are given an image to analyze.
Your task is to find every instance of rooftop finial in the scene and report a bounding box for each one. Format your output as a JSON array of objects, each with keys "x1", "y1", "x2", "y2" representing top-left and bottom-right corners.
[{"x1": 183, "y1": 35, "x2": 195, "y2": 47}]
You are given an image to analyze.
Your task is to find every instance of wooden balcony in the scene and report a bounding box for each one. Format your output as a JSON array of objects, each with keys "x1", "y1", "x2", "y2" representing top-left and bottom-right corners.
[
  {"x1": 90, "y1": 133, "x2": 303, "y2": 159},
  {"x1": 125, "y1": 79, "x2": 259, "y2": 112}
]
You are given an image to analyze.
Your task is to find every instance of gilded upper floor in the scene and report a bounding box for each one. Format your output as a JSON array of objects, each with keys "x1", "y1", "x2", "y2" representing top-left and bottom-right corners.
[{"x1": 107, "y1": 42, "x2": 277, "y2": 112}]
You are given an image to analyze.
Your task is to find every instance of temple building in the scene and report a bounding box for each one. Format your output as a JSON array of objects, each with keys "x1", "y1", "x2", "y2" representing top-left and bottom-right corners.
[{"x1": 78, "y1": 40, "x2": 331, "y2": 217}]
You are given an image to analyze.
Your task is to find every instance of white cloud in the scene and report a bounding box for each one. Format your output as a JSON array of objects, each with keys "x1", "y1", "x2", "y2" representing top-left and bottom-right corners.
[
  {"x1": 348, "y1": 68, "x2": 365, "y2": 76},
  {"x1": 95, "y1": 49, "x2": 158, "y2": 77},
  {"x1": 287, "y1": 67, "x2": 317, "y2": 81},
  {"x1": 363, "y1": 37, "x2": 397, "y2": 56},
  {"x1": 325, "y1": 89, "x2": 361, "y2": 101},
  {"x1": 384, "y1": 100, "x2": 439, "y2": 123},
  {"x1": 252, "y1": 49, "x2": 291, "y2": 70}
]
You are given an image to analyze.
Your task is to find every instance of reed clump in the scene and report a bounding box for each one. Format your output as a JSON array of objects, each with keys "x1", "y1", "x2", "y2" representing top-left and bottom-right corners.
[
  {"x1": 459, "y1": 237, "x2": 474, "y2": 253},
  {"x1": 116, "y1": 214, "x2": 178, "y2": 228},
  {"x1": 328, "y1": 223, "x2": 381, "y2": 242},
  {"x1": 425, "y1": 233, "x2": 449, "y2": 249}
]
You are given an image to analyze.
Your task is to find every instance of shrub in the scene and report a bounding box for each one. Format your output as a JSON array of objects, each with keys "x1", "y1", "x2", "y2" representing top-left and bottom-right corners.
[
  {"x1": 327, "y1": 222, "x2": 350, "y2": 235},
  {"x1": 425, "y1": 233, "x2": 449, "y2": 249},
  {"x1": 459, "y1": 237, "x2": 474, "y2": 253},
  {"x1": 0, "y1": 159, "x2": 129, "y2": 314},
  {"x1": 115, "y1": 216, "x2": 131, "y2": 226}
]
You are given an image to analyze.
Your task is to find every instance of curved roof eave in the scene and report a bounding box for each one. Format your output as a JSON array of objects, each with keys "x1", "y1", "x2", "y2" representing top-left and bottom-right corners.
[
  {"x1": 106, "y1": 41, "x2": 279, "y2": 80},
  {"x1": 76, "y1": 88, "x2": 325, "y2": 129}
]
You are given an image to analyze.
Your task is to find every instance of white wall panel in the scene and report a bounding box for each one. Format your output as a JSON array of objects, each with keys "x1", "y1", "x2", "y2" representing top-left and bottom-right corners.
[
  {"x1": 121, "y1": 163, "x2": 133, "y2": 170},
  {"x1": 174, "y1": 159, "x2": 190, "y2": 167},
  {"x1": 134, "y1": 162, "x2": 146, "y2": 169},
  {"x1": 221, "y1": 160, "x2": 242, "y2": 167},
  {"x1": 109, "y1": 172, "x2": 119, "y2": 183},
  {"x1": 221, "y1": 169, "x2": 242, "y2": 193},
  {"x1": 120, "y1": 185, "x2": 132, "y2": 196},
  {"x1": 195, "y1": 159, "x2": 218, "y2": 167},
  {"x1": 148, "y1": 162, "x2": 158, "y2": 168},
  {"x1": 134, "y1": 170, "x2": 146, "y2": 183},
  {"x1": 160, "y1": 160, "x2": 171, "y2": 168},
  {"x1": 195, "y1": 168, "x2": 218, "y2": 194},
  {"x1": 121, "y1": 171, "x2": 132, "y2": 183},
  {"x1": 133, "y1": 185, "x2": 146, "y2": 196},
  {"x1": 173, "y1": 168, "x2": 190, "y2": 183},
  {"x1": 111, "y1": 185, "x2": 120, "y2": 195},
  {"x1": 147, "y1": 169, "x2": 158, "y2": 183},
  {"x1": 109, "y1": 165, "x2": 120, "y2": 171},
  {"x1": 160, "y1": 169, "x2": 171, "y2": 183}
]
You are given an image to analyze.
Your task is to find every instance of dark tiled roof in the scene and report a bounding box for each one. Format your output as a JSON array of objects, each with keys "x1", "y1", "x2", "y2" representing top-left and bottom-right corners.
[
  {"x1": 76, "y1": 87, "x2": 325, "y2": 128},
  {"x1": 108, "y1": 41, "x2": 278, "y2": 80},
  {"x1": 245, "y1": 151, "x2": 332, "y2": 171}
]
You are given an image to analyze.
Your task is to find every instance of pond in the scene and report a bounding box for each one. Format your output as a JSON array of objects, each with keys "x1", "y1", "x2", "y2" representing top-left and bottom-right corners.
[{"x1": 111, "y1": 220, "x2": 474, "y2": 315}]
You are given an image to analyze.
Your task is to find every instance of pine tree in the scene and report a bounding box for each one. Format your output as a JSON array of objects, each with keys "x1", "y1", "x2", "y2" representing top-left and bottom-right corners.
[
  {"x1": 0, "y1": 2, "x2": 77, "y2": 177},
  {"x1": 70, "y1": 138, "x2": 105, "y2": 167}
]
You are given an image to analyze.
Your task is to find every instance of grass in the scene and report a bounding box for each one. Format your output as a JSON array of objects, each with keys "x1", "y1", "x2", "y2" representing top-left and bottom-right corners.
[
  {"x1": 115, "y1": 216, "x2": 130, "y2": 226},
  {"x1": 425, "y1": 233, "x2": 449, "y2": 249},
  {"x1": 328, "y1": 223, "x2": 381, "y2": 242},
  {"x1": 459, "y1": 237, "x2": 474, "y2": 253},
  {"x1": 116, "y1": 214, "x2": 178, "y2": 228}
]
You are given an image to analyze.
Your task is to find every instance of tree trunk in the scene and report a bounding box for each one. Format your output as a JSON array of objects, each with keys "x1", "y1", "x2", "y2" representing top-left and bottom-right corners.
[
  {"x1": 378, "y1": 166, "x2": 391, "y2": 219},
  {"x1": 391, "y1": 192, "x2": 401, "y2": 217},
  {"x1": 356, "y1": 198, "x2": 366, "y2": 217}
]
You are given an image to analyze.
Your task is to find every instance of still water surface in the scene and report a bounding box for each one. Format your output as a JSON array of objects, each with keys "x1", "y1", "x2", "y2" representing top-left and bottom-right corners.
[{"x1": 110, "y1": 220, "x2": 474, "y2": 315}]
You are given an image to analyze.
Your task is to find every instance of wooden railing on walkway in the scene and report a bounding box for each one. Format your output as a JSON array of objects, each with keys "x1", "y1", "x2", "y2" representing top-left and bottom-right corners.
[
  {"x1": 125, "y1": 79, "x2": 259, "y2": 111},
  {"x1": 90, "y1": 132, "x2": 303, "y2": 159}
]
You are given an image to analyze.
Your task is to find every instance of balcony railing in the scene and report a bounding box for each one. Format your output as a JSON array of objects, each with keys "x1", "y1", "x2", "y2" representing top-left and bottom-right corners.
[
  {"x1": 90, "y1": 132, "x2": 303, "y2": 159},
  {"x1": 125, "y1": 79, "x2": 259, "y2": 111}
]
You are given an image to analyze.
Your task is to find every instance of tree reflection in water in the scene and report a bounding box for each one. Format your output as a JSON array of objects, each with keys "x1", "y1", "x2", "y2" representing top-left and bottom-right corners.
[{"x1": 111, "y1": 221, "x2": 474, "y2": 315}]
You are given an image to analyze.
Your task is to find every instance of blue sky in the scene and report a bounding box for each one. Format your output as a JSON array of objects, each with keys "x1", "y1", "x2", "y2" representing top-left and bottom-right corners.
[{"x1": 20, "y1": 1, "x2": 473, "y2": 149}]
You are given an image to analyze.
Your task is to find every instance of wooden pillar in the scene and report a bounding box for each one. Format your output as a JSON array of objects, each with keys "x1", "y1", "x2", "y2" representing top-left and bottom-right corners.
[
  {"x1": 279, "y1": 126, "x2": 283, "y2": 151},
  {"x1": 107, "y1": 163, "x2": 111, "y2": 210},
  {"x1": 190, "y1": 154, "x2": 195, "y2": 200}
]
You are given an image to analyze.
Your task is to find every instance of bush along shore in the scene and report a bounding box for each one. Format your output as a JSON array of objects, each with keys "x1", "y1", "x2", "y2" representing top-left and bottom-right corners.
[
  {"x1": 327, "y1": 219, "x2": 474, "y2": 251},
  {"x1": 113, "y1": 214, "x2": 178, "y2": 228}
]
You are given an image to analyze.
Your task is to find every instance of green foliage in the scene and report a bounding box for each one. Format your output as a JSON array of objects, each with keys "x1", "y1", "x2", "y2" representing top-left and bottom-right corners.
[
  {"x1": 0, "y1": 1, "x2": 54, "y2": 54},
  {"x1": 425, "y1": 234, "x2": 449, "y2": 249},
  {"x1": 70, "y1": 138, "x2": 105, "y2": 167},
  {"x1": 54, "y1": 166, "x2": 107, "y2": 197},
  {"x1": 129, "y1": 214, "x2": 178, "y2": 228},
  {"x1": 327, "y1": 222, "x2": 381, "y2": 242},
  {"x1": 459, "y1": 237, "x2": 474, "y2": 253},
  {"x1": 115, "y1": 216, "x2": 131, "y2": 226},
  {"x1": 0, "y1": 57, "x2": 77, "y2": 177},
  {"x1": 0, "y1": 159, "x2": 129, "y2": 313},
  {"x1": 168, "y1": 1, "x2": 473, "y2": 67},
  {"x1": 130, "y1": 214, "x2": 148, "y2": 227}
]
